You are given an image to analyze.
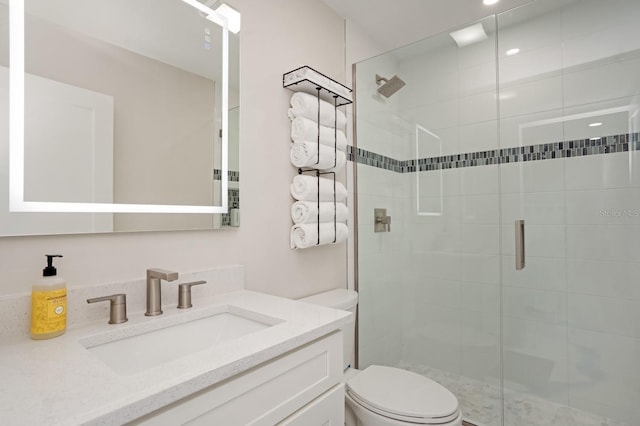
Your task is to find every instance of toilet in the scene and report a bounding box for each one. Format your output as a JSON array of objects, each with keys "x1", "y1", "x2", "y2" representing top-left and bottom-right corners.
[{"x1": 300, "y1": 289, "x2": 462, "y2": 426}]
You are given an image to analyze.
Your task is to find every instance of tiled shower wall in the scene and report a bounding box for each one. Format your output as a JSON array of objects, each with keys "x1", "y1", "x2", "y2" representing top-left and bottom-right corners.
[{"x1": 355, "y1": 0, "x2": 640, "y2": 424}]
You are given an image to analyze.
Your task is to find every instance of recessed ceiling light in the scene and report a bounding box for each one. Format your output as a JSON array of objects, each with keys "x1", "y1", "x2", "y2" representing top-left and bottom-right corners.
[
  {"x1": 588, "y1": 122, "x2": 603, "y2": 127},
  {"x1": 506, "y1": 48, "x2": 520, "y2": 56},
  {"x1": 484, "y1": 0, "x2": 500, "y2": 5},
  {"x1": 450, "y1": 23, "x2": 488, "y2": 48}
]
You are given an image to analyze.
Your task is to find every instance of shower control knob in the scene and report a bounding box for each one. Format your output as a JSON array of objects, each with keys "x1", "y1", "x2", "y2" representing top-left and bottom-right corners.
[{"x1": 374, "y1": 208, "x2": 391, "y2": 233}]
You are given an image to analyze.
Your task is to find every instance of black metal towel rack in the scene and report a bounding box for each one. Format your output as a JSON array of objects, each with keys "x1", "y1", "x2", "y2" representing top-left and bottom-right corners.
[{"x1": 283, "y1": 66, "x2": 352, "y2": 246}]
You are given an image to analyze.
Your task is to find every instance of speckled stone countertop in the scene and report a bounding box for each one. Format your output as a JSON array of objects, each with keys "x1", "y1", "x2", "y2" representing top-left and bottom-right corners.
[{"x1": 0, "y1": 290, "x2": 351, "y2": 425}]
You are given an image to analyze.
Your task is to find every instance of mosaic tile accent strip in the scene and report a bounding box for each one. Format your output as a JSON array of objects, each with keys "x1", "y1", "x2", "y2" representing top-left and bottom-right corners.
[
  {"x1": 346, "y1": 145, "x2": 403, "y2": 172},
  {"x1": 213, "y1": 169, "x2": 240, "y2": 181},
  {"x1": 348, "y1": 133, "x2": 640, "y2": 173},
  {"x1": 221, "y1": 188, "x2": 240, "y2": 227}
]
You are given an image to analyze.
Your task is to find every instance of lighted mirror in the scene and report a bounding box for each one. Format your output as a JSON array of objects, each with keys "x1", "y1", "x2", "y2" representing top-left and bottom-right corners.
[{"x1": 0, "y1": 0, "x2": 240, "y2": 236}]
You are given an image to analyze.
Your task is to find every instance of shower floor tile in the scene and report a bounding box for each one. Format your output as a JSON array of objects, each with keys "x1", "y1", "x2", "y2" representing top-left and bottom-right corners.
[{"x1": 396, "y1": 361, "x2": 630, "y2": 426}]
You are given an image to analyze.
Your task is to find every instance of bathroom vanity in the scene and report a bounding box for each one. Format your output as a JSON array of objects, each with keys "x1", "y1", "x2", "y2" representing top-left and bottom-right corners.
[
  {"x1": 0, "y1": 287, "x2": 350, "y2": 425},
  {"x1": 131, "y1": 332, "x2": 344, "y2": 425}
]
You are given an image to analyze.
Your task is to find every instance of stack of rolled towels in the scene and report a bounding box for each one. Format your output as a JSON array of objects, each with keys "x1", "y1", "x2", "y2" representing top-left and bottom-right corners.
[
  {"x1": 290, "y1": 175, "x2": 348, "y2": 249},
  {"x1": 288, "y1": 92, "x2": 349, "y2": 249},
  {"x1": 288, "y1": 92, "x2": 347, "y2": 172}
]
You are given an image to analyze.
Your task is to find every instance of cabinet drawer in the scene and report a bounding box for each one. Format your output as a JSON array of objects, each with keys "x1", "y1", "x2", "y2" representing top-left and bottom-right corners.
[
  {"x1": 278, "y1": 384, "x2": 344, "y2": 426},
  {"x1": 130, "y1": 331, "x2": 342, "y2": 426}
]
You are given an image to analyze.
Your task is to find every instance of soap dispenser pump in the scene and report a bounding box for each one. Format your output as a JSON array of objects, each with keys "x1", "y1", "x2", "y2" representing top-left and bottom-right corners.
[{"x1": 30, "y1": 254, "x2": 67, "y2": 340}]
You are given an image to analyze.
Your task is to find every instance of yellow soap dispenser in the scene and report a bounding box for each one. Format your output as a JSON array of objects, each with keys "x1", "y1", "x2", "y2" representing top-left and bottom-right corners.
[{"x1": 30, "y1": 254, "x2": 67, "y2": 340}]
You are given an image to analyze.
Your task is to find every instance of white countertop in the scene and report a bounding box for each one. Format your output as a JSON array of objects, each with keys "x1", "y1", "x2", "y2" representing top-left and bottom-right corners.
[{"x1": 0, "y1": 290, "x2": 351, "y2": 425}]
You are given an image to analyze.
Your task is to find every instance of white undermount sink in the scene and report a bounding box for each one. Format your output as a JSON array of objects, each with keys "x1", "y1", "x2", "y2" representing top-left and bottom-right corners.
[{"x1": 80, "y1": 305, "x2": 283, "y2": 375}]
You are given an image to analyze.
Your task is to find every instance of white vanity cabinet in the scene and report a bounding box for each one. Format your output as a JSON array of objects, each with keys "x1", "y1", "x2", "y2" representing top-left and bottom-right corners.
[
  {"x1": 278, "y1": 383, "x2": 345, "y2": 425},
  {"x1": 129, "y1": 331, "x2": 344, "y2": 425}
]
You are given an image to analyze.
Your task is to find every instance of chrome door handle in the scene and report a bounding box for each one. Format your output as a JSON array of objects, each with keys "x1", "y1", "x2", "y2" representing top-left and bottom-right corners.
[{"x1": 515, "y1": 220, "x2": 525, "y2": 270}]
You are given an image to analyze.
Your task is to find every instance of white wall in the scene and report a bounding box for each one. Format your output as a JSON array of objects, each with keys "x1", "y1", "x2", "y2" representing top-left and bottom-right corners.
[{"x1": 0, "y1": 0, "x2": 348, "y2": 300}]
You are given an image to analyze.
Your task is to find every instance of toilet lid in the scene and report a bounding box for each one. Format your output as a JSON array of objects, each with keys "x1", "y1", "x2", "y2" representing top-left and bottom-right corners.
[{"x1": 346, "y1": 365, "x2": 460, "y2": 423}]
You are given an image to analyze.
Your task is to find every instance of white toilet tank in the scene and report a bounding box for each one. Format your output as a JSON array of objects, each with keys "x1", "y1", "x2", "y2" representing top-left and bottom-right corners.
[{"x1": 299, "y1": 289, "x2": 358, "y2": 370}]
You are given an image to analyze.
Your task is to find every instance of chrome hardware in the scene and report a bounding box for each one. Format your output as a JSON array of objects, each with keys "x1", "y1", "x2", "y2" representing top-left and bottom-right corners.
[
  {"x1": 177, "y1": 280, "x2": 207, "y2": 309},
  {"x1": 374, "y1": 208, "x2": 391, "y2": 232},
  {"x1": 145, "y1": 268, "x2": 179, "y2": 316},
  {"x1": 87, "y1": 293, "x2": 128, "y2": 324},
  {"x1": 515, "y1": 220, "x2": 525, "y2": 270}
]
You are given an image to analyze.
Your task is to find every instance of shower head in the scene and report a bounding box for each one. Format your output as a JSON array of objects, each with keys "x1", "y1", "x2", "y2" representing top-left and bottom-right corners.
[{"x1": 375, "y1": 74, "x2": 406, "y2": 98}]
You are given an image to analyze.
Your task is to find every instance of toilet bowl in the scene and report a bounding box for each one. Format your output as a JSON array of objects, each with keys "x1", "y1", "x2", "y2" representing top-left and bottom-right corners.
[
  {"x1": 345, "y1": 365, "x2": 462, "y2": 425},
  {"x1": 299, "y1": 290, "x2": 462, "y2": 426}
]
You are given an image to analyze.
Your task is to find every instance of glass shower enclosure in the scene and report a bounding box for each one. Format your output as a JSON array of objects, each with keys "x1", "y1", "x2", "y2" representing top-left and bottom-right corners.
[{"x1": 353, "y1": 0, "x2": 640, "y2": 425}]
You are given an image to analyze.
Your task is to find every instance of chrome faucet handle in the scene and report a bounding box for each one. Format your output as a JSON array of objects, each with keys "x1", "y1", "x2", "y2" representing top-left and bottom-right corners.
[
  {"x1": 177, "y1": 280, "x2": 207, "y2": 309},
  {"x1": 145, "y1": 268, "x2": 179, "y2": 316},
  {"x1": 87, "y1": 293, "x2": 128, "y2": 324}
]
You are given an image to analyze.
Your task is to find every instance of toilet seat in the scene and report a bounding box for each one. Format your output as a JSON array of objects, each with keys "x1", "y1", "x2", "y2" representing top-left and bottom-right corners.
[{"x1": 346, "y1": 365, "x2": 460, "y2": 424}]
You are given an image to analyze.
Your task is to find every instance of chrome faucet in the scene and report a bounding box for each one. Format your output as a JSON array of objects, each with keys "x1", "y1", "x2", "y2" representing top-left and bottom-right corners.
[{"x1": 145, "y1": 268, "x2": 178, "y2": 316}]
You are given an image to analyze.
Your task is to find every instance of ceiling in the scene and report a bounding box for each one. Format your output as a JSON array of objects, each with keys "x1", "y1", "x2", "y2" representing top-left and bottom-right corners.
[{"x1": 321, "y1": 0, "x2": 534, "y2": 53}]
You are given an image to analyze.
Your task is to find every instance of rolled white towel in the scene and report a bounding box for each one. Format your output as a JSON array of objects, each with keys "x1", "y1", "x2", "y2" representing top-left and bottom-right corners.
[
  {"x1": 288, "y1": 92, "x2": 347, "y2": 130},
  {"x1": 290, "y1": 223, "x2": 349, "y2": 249},
  {"x1": 290, "y1": 175, "x2": 348, "y2": 202},
  {"x1": 291, "y1": 116, "x2": 347, "y2": 151},
  {"x1": 291, "y1": 201, "x2": 348, "y2": 224},
  {"x1": 290, "y1": 141, "x2": 346, "y2": 171}
]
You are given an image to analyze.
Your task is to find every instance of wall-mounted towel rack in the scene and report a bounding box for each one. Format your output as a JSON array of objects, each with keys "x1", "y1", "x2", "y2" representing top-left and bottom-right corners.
[{"x1": 284, "y1": 66, "x2": 352, "y2": 248}]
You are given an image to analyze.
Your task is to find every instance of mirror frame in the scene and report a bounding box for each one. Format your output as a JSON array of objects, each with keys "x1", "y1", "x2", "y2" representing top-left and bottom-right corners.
[{"x1": 8, "y1": 0, "x2": 229, "y2": 214}]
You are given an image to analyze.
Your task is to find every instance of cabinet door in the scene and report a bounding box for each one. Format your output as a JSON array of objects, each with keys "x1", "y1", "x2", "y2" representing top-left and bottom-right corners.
[
  {"x1": 129, "y1": 331, "x2": 342, "y2": 426},
  {"x1": 278, "y1": 384, "x2": 344, "y2": 426}
]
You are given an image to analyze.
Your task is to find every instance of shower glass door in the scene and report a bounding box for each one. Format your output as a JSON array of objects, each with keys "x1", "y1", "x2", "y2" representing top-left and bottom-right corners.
[
  {"x1": 354, "y1": 1, "x2": 640, "y2": 425},
  {"x1": 497, "y1": 0, "x2": 640, "y2": 425},
  {"x1": 354, "y1": 15, "x2": 503, "y2": 426}
]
